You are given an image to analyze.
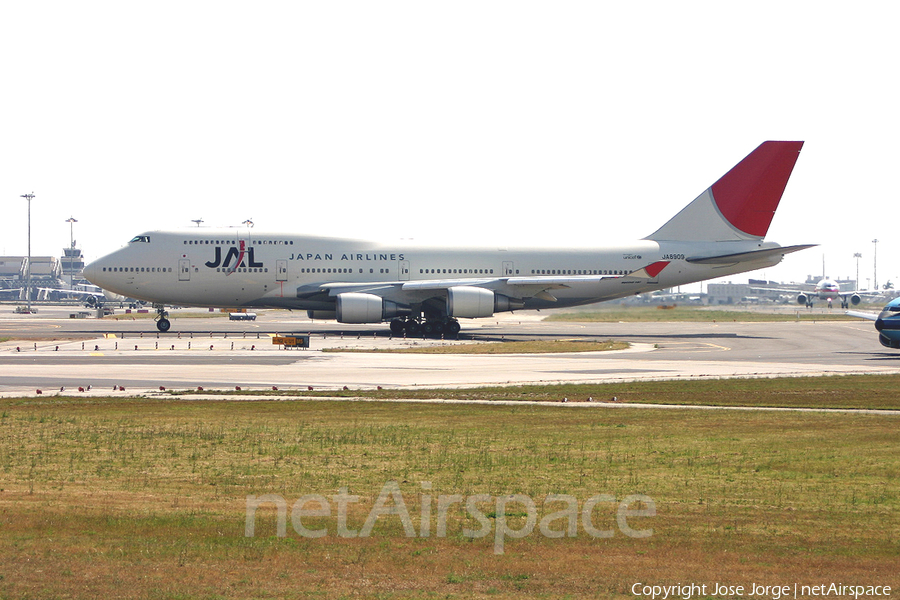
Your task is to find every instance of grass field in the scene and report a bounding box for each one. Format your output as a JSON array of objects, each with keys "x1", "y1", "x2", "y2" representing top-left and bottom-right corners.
[
  {"x1": 2, "y1": 378, "x2": 898, "y2": 599},
  {"x1": 191, "y1": 374, "x2": 900, "y2": 411}
]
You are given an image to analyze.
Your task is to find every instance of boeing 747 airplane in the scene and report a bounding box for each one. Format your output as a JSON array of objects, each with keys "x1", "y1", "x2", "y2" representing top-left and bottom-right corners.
[{"x1": 84, "y1": 141, "x2": 813, "y2": 334}]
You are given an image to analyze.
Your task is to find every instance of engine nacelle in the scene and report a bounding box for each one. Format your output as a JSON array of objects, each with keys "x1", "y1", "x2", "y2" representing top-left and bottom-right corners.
[
  {"x1": 494, "y1": 293, "x2": 526, "y2": 313},
  {"x1": 446, "y1": 287, "x2": 524, "y2": 318},
  {"x1": 797, "y1": 293, "x2": 808, "y2": 306},
  {"x1": 335, "y1": 293, "x2": 409, "y2": 324},
  {"x1": 307, "y1": 310, "x2": 337, "y2": 320},
  {"x1": 850, "y1": 294, "x2": 861, "y2": 306}
]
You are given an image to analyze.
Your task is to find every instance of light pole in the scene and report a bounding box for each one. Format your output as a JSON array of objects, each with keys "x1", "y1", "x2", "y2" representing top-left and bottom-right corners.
[
  {"x1": 873, "y1": 239, "x2": 879, "y2": 291},
  {"x1": 854, "y1": 253, "x2": 862, "y2": 290},
  {"x1": 20, "y1": 193, "x2": 34, "y2": 312},
  {"x1": 66, "y1": 217, "x2": 77, "y2": 248},
  {"x1": 65, "y1": 217, "x2": 78, "y2": 287}
]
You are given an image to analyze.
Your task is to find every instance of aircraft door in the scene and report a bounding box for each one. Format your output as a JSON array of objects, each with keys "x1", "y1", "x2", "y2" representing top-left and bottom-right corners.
[
  {"x1": 276, "y1": 259, "x2": 288, "y2": 282},
  {"x1": 399, "y1": 260, "x2": 409, "y2": 281},
  {"x1": 178, "y1": 259, "x2": 191, "y2": 282},
  {"x1": 502, "y1": 261, "x2": 515, "y2": 276}
]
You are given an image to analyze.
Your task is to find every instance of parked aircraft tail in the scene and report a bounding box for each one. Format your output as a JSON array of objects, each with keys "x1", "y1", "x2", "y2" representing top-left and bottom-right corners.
[{"x1": 645, "y1": 141, "x2": 804, "y2": 243}]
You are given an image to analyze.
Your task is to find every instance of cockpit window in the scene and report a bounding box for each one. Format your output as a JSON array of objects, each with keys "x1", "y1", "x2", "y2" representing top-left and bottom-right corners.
[
  {"x1": 129, "y1": 236, "x2": 151, "y2": 243},
  {"x1": 888, "y1": 305, "x2": 900, "y2": 312}
]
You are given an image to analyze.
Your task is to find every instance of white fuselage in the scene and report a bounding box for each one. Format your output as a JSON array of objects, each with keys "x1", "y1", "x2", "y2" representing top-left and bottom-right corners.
[
  {"x1": 812, "y1": 279, "x2": 842, "y2": 299},
  {"x1": 83, "y1": 229, "x2": 782, "y2": 311}
]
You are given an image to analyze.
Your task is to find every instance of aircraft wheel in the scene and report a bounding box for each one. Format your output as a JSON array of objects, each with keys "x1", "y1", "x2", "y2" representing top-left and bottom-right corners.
[
  {"x1": 406, "y1": 320, "x2": 420, "y2": 335},
  {"x1": 389, "y1": 319, "x2": 405, "y2": 335},
  {"x1": 157, "y1": 318, "x2": 171, "y2": 333},
  {"x1": 445, "y1": 320, "x2": 461, "y2": 336}
]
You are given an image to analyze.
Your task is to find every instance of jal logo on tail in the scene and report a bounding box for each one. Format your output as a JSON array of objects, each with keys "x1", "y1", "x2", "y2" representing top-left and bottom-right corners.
[{"x1": 205, "y1": 241, "x2": 264, "y2": 269}]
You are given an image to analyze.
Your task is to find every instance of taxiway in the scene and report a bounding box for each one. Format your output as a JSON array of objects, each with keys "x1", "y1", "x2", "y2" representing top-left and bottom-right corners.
[{"x1": 1, "y1": 306, "x2": 897, "y2": 395}]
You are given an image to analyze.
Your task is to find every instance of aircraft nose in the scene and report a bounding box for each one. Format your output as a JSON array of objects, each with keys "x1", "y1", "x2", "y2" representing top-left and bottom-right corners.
[
  {"x1": 82, "y1": 260, "x2": 100, "y2": 286},
  {"x1": 875, "y1": 316, "x2": 900, "y2": 332}
]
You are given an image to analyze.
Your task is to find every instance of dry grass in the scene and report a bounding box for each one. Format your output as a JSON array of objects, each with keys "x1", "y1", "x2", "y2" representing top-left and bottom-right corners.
[
  {"x1": 201, "y1": 374, "x2": 900, "y2": 411},
  {"x1": 545, "y1": 305, "x2": 863, "y2": 322},
  {"x1": 0, "y1": 393, "x2": 898, "y2": 598},
  {"x1": 323, "y1": 339, "x2": 629, "y2": 354}
]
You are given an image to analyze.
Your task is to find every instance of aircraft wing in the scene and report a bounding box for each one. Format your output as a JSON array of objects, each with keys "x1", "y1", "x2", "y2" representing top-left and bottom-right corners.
[
  {"x1": 839, "y1": 290, "x2": 884, "y2": 298},
  {"x1": 846, "y1": 310, "x2": 879, "y2": 321},
  {"x1": 749, "y1": 285, "x2": 883, "y2": 300},
  {"x1": 748, "y1": 285, "x2": 811, "y2": 295},
  {"x1": 300, "y1": 278, "x2": 577, "y2": 303},
  {"x1": 298, "y1": 261, "x2": 671, "y2": 306}
]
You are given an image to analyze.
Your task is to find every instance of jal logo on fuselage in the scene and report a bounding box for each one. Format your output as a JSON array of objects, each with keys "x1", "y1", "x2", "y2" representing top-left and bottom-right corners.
[{"x1": 204, "y1": 242, "x2": 264, "y2": 269}]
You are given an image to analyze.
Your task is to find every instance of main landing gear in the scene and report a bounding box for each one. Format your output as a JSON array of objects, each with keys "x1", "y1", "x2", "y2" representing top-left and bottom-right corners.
[
  {"x1": 154, "y1": 304, "x2": 171, "y2": 332},
  {"x1": 390, "y1": 317, "x2": 461, "y2": 337}
]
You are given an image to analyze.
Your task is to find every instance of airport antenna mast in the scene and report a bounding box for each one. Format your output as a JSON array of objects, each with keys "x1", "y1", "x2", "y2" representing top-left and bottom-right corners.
[
  {"x1": 873, "y1": 239, "x2": 879, "y2": 290},
  {"x1": 65, "y1": 217, "x2": 78, "y2": 248},
  {"x1": 65, "y1": 217, "x2": 78, "y2": 287},
  {"x1": 20, "y1": 193, "x2": 35, "y2": 312}
]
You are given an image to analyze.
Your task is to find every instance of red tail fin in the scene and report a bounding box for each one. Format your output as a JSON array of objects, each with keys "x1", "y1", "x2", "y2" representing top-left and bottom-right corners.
[
  {"x1": 711, "y1": 141, "x2": 804, "y2": 238},
  {"x1": 646, "y1": 141, "x2": 803, "y2": 242}
]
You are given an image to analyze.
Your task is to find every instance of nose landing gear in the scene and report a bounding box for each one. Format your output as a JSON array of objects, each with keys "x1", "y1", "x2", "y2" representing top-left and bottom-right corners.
[{"x1": 154, "y1": 304, "x2": 171, "y2": 332}]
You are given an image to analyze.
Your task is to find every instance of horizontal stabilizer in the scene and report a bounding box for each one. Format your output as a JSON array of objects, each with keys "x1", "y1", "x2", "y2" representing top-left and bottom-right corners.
[{"x1": 686, "y1": 244, "x2": 816, "y2": 265}]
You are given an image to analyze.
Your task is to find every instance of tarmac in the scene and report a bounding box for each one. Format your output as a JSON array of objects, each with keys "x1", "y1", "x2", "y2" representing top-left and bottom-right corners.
[{"x1": 1, "y1": 304, "x2": 899, "y2": 397}]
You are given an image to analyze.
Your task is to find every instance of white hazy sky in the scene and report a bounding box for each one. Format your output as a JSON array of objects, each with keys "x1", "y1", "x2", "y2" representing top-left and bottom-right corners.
[{"x1": 3, "y1": 1, "x2": 898, "y2": 290}]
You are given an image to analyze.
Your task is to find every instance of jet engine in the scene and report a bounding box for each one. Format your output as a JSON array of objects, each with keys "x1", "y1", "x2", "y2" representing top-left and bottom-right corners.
[
  {"x1": 797, "y1": 293, "x2": 808, "y2": 306},
  {"x1": 335, "y1": 293, "x2": 409, "y2": 324},
  {"x1": 446, "y1": 286, "x2": 524, "y2": 318},
  {"x1": 849, "y1": 294, "x2": 861, "y2": 306}
]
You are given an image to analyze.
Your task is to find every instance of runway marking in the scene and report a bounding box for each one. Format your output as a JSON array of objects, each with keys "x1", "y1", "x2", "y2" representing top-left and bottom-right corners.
[{"x1": 657, "y1": 341, "x2": 731, "y2": 352}]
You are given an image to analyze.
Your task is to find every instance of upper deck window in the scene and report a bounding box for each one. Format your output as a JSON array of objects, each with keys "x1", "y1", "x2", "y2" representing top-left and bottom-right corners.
[{"x1": 129, "y1": 236, "x2": 150, "y2": 243}]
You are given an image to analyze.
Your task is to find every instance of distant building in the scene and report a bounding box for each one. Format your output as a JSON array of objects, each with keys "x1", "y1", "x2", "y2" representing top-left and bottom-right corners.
[
  {"x1": 707, "y1": 282, "x2": 752, "y2": 305},
  {"x1": 0, "y1": 248, "x2": 85, "y2": 302},
  {"x1": 26, "y1": 257, "x2": 62, "y2": 280},
  {"x1": 60, "y1": 246, "x2": 85, "y2": 282},
  {"x1": 0, "y1": 257, "x2": 25, "y2": 279}
]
